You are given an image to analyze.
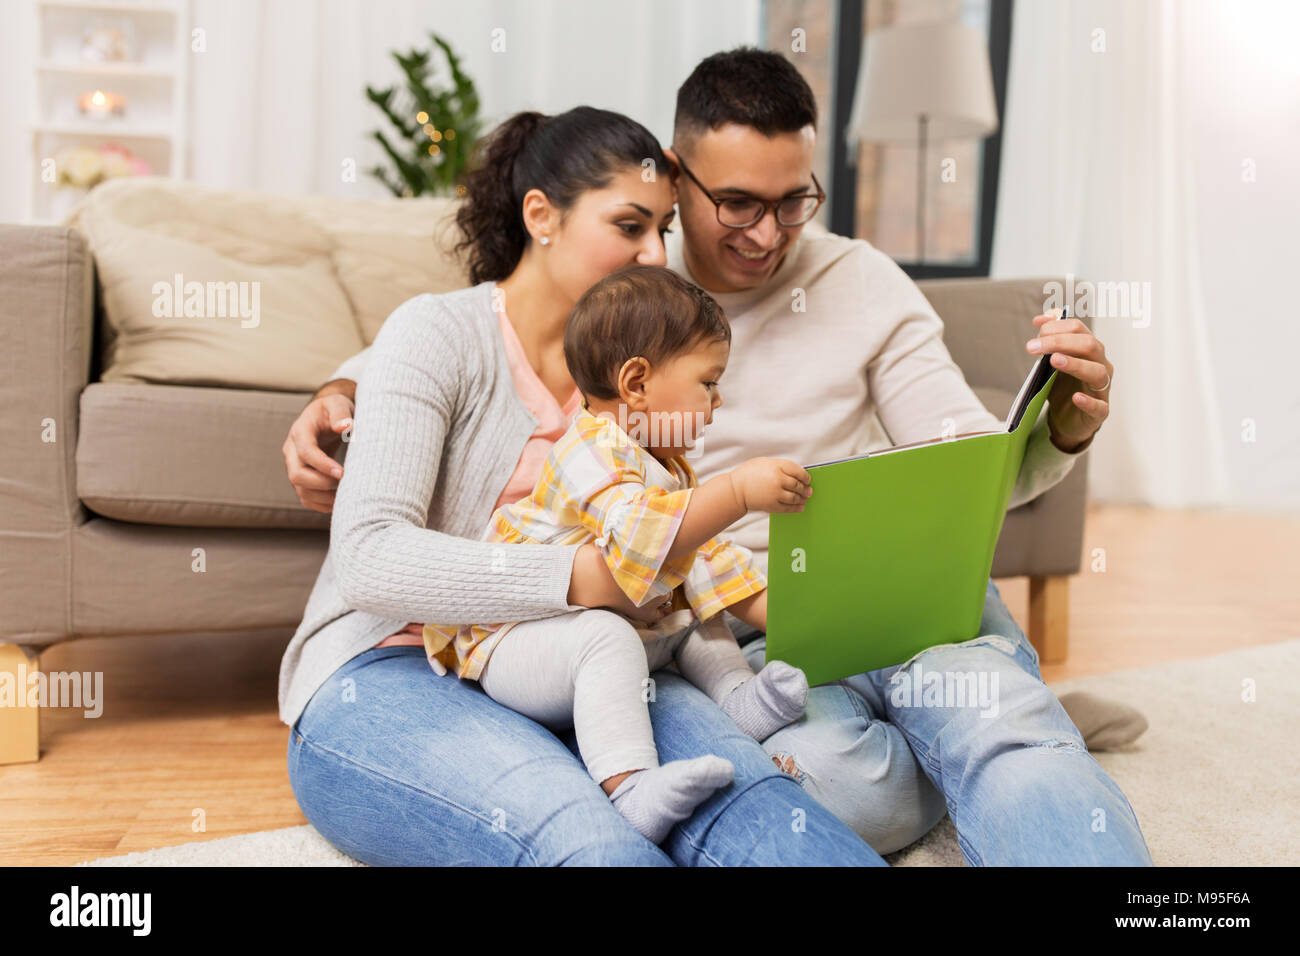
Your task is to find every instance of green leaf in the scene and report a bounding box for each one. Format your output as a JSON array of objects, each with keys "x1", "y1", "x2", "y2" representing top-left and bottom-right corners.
[{"x1": 365, "y1": 32, "x2": 481, "y2": 197}]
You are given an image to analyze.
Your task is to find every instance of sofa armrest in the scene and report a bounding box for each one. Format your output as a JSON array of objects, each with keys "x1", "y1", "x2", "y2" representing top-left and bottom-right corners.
[{"x1": 0, "y1": 225, "x2": 95, "y2": 643}]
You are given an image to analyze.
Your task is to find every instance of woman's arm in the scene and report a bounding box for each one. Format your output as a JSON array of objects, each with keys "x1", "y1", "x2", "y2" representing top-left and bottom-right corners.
[{"x1": 329, "y1": 294, "x2": 583, "y2": 625}]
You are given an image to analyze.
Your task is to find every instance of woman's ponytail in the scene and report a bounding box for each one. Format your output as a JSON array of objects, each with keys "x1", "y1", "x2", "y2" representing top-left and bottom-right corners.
[{"x1": 454, "y1": 111, "x2": 549, "y2": 285}]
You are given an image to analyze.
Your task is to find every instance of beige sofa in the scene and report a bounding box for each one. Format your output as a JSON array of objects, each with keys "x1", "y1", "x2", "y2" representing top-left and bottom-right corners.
[{"x1": 0, "y1": 179, "x2": 1088, "y2": 764}]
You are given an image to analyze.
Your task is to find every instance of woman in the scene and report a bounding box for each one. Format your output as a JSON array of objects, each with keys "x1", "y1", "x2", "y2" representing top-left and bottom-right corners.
[{"x1": 278, "y1": 106, "x2": 886, "y2": 866}]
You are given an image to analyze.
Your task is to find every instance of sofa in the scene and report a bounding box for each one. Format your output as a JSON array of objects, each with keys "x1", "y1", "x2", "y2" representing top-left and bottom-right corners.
[{"x1": 0, "y1": 178, "x2": 1089, "y2": 764}]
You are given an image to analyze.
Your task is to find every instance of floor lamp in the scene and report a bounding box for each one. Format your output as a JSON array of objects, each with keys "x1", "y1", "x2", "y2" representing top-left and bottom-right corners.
[{"x1": 846, "y1": 20, "x2": 999, "y2": 264}]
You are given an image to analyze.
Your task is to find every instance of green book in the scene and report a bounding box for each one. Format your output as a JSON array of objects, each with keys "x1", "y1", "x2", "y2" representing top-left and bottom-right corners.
[{"x1": 765, "y1": 355, "x2": 1059, "y2": 686}]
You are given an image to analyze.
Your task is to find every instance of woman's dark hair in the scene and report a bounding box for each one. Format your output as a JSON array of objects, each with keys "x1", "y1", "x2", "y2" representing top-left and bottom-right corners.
[
  {"x1": 564, "y1": 265, "x2": 730, "y2": 402},
  {"x1": 454, "y1": 107, "x2": 668, "y2": 284}
]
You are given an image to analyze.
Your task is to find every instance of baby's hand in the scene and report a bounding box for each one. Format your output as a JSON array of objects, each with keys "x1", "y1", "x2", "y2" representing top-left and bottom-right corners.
[{"x1": 730, "y1": 458, "x2": 812, "y2": 513}]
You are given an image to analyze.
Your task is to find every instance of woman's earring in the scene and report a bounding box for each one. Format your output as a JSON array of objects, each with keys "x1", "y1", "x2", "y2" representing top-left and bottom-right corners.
[{"x1": 539, "y1": 236, "x2": 550, "y2": 246}]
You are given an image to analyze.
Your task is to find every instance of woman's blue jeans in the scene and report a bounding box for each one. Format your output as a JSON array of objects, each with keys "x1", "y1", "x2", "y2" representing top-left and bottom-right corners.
[{"x1": 287, "y1": 642, "x2": 887, "y2": 866}]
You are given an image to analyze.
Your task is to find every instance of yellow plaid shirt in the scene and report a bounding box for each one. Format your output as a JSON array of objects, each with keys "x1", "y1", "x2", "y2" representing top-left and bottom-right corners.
[{"x1": 422, "y1": 408, "x2": 767, "y2": 680}]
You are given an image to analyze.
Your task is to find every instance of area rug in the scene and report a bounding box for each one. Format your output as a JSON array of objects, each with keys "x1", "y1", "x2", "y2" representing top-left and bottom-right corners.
[{"x1": 77, "y1": 639, "x2": 1300, "y2": 867}]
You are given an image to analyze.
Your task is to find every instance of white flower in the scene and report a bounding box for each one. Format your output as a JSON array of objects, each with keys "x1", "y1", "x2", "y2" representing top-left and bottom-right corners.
[{"x1": 56, "y1": 147, "x2": 102, "y2": 188}]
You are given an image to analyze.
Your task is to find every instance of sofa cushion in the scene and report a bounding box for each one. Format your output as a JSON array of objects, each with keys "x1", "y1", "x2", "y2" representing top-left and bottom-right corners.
[
  {"x1": 67, "y1": 177, "x2": 366, "y2": 392},
  {"x1": 76, "y1": 382, "x2": 329, "y2": 529},
  {"x1": 303, "y1": 194, "x2": 471, "y2": 344}
]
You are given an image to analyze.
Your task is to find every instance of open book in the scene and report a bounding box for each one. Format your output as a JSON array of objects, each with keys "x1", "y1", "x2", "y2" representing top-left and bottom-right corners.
[{"x1": 764, "y1": 355, "x2": 1058, "y2": 685}]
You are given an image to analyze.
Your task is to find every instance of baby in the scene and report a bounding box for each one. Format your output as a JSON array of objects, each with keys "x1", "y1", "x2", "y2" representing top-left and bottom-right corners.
[{"x1": 421, "y1": 265, "x2": 814, "y2": 844}]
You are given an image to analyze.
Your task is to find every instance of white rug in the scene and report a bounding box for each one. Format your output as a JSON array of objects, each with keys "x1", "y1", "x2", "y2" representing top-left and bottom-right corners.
[{"x1": 77, "y1": 639, "x2": 1300, "y2": 867}]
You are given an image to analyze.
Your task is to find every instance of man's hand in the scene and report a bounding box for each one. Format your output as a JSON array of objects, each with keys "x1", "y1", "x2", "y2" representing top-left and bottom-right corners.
[
  {"x1": 729, "y1": 458, "x2": 813, "y2": 513},
  {"x1": 1027, "y1": 314, "x2": 1113, "y2": 453},
  {"x1": 283, "y1": 380, "x2": 357, "y2": 513}
]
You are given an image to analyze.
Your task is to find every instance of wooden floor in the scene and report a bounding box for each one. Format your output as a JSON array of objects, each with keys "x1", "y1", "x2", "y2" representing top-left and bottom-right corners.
[{"x1": 2, "y1": 503, "x2": 1297, "y2": 865}]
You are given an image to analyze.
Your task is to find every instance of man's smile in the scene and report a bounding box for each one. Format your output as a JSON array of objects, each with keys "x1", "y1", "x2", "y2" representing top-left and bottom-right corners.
[{"x1": 725, "y1": 242, "x2": 783, "y2": 272}]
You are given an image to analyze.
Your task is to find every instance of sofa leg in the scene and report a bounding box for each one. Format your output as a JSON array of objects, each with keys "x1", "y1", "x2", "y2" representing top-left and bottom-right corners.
[
  {"x1": 0, "y1": 643, "x2": 40, "y2": 764},
  {"x1": 1028, "y1": 575, "x2": 1069, "y2": 664}
]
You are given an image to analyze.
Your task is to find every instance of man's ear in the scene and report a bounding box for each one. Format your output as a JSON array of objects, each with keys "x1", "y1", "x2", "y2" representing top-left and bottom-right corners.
[
  {"x1": 662, "y1": 147, "x2": 682, "y2": 185},
  {"x1": 617, "y1": 357, "x2": 652, "y2": 410},
  {"x1": 520, "y1": 188, "x2": 558, "y2": 244}
]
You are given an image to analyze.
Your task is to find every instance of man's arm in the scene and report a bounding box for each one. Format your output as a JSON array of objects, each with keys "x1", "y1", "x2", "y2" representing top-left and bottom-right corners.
[
  {"x1": 870, "y1": 308, "x2": 1088, "y2": 509},
  {"x1": 862, "y1": 253, "x2": 1092, "y2": 510},
  {"x1": 1006, "y1": 418, "x2": 1087, "y2": 510}
]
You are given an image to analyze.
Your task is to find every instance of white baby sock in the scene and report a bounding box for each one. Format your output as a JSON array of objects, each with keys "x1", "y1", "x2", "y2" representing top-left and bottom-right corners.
[
  {"x1": 721, "y1": 661, "x2": 809, "y2": 741},
  {"x1": 609, "y1": 755, "x2": 735, "y2": 844}
]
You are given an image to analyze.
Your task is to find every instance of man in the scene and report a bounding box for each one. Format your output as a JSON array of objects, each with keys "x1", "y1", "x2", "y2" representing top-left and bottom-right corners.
[{"x1": 283, "y1": 49, "x2": 1150, "y2": 864}]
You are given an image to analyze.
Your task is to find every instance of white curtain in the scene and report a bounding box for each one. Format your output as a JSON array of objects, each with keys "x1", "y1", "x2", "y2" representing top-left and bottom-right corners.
[
  {"x1": 991, "y1": 0, "x2": 1300, "y2": 512},
  {"x1": 187, "y1": 0, "x2": 760, "y2": 198}
]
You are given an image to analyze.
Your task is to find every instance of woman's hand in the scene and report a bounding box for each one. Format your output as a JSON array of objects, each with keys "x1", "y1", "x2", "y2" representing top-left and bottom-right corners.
[
  {"x1": 729, "y1": 458, "x2": 813, "y2": 513},
  {"x1": 282, "y1": 383, "x2": 357, "y2": 512},
  {"x1": 567, "y1": 543, "x2": 672, "y2": 624}
]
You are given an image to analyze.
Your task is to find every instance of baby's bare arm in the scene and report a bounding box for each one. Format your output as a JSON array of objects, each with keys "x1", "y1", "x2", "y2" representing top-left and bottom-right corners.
[
  {"x1": 665, "y1": 458, "x2": 812, "y2": 563},
  {"x1": 664, "y1": 473, "x2": 745, "y2": 562}
]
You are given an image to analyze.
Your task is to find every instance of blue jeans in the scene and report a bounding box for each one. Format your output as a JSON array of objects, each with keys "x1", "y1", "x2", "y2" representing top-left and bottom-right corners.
[
  {"x1": 287, "y1": 644, "x2": 886, "y2": 866},
  {"x1": 736, "y1": 578, "x2": 1154, "y2": 865}
]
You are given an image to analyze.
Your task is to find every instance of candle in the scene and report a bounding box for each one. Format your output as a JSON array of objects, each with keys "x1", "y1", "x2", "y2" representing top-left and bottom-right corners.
[{"x1": 78, "y1": 90, "x2": 125, "y2": 120}]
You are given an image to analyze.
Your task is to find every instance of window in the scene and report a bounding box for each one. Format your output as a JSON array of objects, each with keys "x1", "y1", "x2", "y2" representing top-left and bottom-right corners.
[
  {"x1": 764, "y1": 0, "x2": 1012, "y2": 276},
  {"x1": 761, "y1": 0, "x2": 837, "y2": 229},
  {"x1": 831, "y1": 0, "x2": 1012, "y2": 277}
]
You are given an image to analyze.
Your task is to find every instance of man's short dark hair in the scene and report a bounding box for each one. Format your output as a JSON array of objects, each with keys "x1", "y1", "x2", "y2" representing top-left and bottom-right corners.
[{"x1": 673, "y1": 47, "x2": 818, "y2": 153}]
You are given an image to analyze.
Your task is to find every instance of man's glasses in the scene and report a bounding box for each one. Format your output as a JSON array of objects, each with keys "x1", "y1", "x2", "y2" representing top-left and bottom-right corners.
[{"x1": 673, "y1": 154, "x2": 825, "y2": 229}]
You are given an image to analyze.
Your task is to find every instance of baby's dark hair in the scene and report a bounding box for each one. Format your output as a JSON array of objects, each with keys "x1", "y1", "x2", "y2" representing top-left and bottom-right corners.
[{"x1": 563, "y1": 266, "x2": 730, "y2": 401}]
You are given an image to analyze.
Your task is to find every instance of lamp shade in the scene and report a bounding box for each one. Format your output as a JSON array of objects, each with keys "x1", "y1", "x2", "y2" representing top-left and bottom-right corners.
[{"x1": 847, "y1": 21, "x2": 999, "y2": 144}]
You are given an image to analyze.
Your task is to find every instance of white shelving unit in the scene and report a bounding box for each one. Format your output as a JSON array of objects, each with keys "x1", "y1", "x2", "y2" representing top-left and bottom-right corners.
[{"x1": 28, "y1": 0, "x2": 189, "y2": 223}]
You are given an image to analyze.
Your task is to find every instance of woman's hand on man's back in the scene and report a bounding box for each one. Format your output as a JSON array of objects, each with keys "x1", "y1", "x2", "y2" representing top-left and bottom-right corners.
[{"x1": 283, "y1": 380, "x2": 357, "y2": 513}]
